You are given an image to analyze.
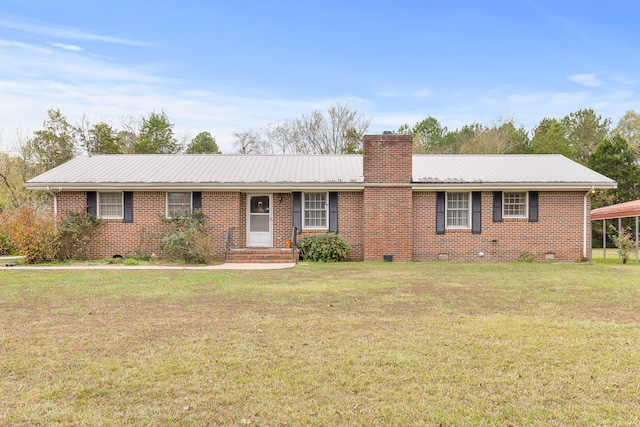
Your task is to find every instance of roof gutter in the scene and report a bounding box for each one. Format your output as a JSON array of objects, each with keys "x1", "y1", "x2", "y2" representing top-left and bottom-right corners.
[
  {"x1": 25, "y1": 182, "x2": 367, "y2": 192},
  {"x1": 24, "y1": 181, "x2": 617, "y2": 192},
  {"x1": 411, "y1": 182, "x2": 617, "y2": 191},
  {"x1": 25, "y1": 181, "x2": 617, "y2": 192}
]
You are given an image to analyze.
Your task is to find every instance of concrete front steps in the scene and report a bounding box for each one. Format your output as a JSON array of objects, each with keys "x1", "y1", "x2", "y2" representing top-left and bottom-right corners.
[{"x1": 226, "y1": 248, "x2": 299, "y2": 264}]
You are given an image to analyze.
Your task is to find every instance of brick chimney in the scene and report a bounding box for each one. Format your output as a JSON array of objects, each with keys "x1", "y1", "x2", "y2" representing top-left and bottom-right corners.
[{"x1": 362, "y1": 133, "x2": 413, "y2": 262}]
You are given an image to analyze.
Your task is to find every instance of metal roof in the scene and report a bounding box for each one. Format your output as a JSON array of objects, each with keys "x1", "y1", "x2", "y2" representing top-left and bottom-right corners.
[
  {"x1": 412, "y1": 154, "x2": 616, "y2": 190},
  {"x1": 25, "y1": 153, "x2": 616, "y2": 191},
  {"x1": 25, "y1": 155, "x2": 364, "y2": 191},
  {"x1": 591, "y1": 200, "x2": 640, "y2": 220}
]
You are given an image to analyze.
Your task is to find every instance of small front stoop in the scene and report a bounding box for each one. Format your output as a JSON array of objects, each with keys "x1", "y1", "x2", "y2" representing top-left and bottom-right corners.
[{"x1": 226, "y1": 248, "x2": 299, "y2": 264}]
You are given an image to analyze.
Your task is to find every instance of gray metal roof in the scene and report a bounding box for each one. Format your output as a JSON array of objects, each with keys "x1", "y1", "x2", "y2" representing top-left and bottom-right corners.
[
  {"x1": 25, "y1": 155, "x2": 365, "y2": 191},
  {"x1": 25, "y1": 153, "x2": 616, "y2": 191},
  {"x1": 412, "y1": 154, "x2": 616, "y2": 189}
]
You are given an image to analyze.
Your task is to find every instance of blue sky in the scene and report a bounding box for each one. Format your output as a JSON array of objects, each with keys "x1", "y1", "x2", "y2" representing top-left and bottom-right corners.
[{"x1": 1, "y1": 1, "x2": 639, "y2": 153}]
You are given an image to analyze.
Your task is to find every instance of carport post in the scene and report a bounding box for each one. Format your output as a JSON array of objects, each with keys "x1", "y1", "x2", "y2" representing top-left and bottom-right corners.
[
  {"x1": 603, "y1": 219, "x2": 606, "y2": 260},
  {"x1": 619, "y1": 218, "x2": 622, "y2": 260},
  {"x1": 636, "y1": 217, "x2": 638, "y2": 262}
]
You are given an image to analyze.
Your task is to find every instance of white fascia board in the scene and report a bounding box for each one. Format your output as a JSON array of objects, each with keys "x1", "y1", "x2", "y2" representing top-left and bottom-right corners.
[
  {"x1": 411, "y1": 182, "x2": 617, "y2": 191},
  {"x1": 24, "y1": 182, "x2": 366, "y2": 192},
  {"x1": 26, "y1": 181, "x2": 616, "y2": 192}
]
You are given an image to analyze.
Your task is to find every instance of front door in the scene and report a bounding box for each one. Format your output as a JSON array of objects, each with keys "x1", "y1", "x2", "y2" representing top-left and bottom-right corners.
[{"x1": 247, "y1": 194, "x2": 272, "y2": 247}]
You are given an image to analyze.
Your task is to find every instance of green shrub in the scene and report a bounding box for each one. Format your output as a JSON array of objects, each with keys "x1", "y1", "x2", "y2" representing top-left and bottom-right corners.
[
  {"x1": 609, "y1": 225, "x2": 639, "y2": 264},
  {"x1": 0, "y1": 212, "x2": 17, "y2": 255},
  {"x1": 0, "y1": 231, "x2": 15, "y2": 255},
  {"x1": 518, "y1": 252, "x2": 536, "y2": 262},
  {"x1": 297, "y1": 233, "x2": 351, "y2": 262},
  {"x1": 56, "y1": 208, "x2": 102, "y2": 260},
  {"x1": 158, "y1": 210, "x2": 214, "y2": 264},
  {"x1": 124, "y1": 258, "x2": 139, "y2": 266}
]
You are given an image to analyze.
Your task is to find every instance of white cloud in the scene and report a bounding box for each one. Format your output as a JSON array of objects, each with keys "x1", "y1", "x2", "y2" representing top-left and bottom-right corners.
[
  {"x1": 48, "y1": 42, "x2": 84, "y2": 52},
  {"x1": 567, "y1": 73, "x2": 603, "y2": 87},
  {"x1": 0, "y1": 65, "x2": 372, "y2": 154},
  {"x1": 0, "y1": 14, "x2": 150, "y2": 47},
  {"x1": 0, "y1": 39, "x2": 169, "y2": 85},
  {"x1": 0, "y1": 39, "x2": 51, "y2": 54}
]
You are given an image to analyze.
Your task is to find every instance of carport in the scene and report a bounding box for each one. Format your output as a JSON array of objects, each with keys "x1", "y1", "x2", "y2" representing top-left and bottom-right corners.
[{"x1": 591, "y1": 200, "x2": 640, "y2": 261}]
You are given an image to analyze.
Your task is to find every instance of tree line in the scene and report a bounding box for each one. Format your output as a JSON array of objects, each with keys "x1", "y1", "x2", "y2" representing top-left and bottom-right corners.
[
  {"x1": 397, "y1": 109, "x2": 640, "y2": 246},
  {"x1": 0, "y1": 109, "x2": 220, "y2": 209},
  {"x1": 2, "y1": 105, "x2": 640, "y2": 212}
]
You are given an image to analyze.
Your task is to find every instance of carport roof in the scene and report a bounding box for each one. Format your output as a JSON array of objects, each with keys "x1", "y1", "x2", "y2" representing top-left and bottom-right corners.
[{"x1": 591, "y1": 200, "x2": 640, "y2": 221}]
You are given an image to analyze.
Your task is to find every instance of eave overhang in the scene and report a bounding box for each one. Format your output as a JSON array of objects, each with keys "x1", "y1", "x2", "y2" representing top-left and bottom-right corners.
[
  {"x1": 24, "y1": 182, "x2": 367, "y2": 192},
  {"x1": 26, "y1": 180, "x2": 617, "y2": 193},
  {"x1": 411, "y1": 181, "x2": 617, "y2": 191}
]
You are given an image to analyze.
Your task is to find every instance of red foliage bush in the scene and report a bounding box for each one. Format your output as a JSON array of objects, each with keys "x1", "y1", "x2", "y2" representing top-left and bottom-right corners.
[{"x1": 0, "y1": 206, "x2": 58, "y2": 263}]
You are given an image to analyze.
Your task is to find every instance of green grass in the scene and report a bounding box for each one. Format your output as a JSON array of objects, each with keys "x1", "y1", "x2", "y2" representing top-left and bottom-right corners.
[
  {"x1": 591, "y1": 247, "x2": 640, "y2": 264},
  {"x1": 1, "y1": 262, "x2": 640, "y2": 426}
]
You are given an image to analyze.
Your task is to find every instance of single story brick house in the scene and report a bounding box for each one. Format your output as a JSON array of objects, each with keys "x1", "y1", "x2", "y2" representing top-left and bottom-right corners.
[{"x1": 25, "y1": 134, "x2": 616, "y2": 262}]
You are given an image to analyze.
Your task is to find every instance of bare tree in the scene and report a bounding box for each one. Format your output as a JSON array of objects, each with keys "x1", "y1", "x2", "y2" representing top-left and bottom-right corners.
[
  {"x1": 117, "y1": 114, "x2": 141, "y2": 154},
  {"x1": 263, "y1": 122, "x2": 298, "y2": 154},
  {"x1": 293, "y1": 103, "x2": 370, "y2": 154},
  {"x1": 232, "y1": 129, "x2": 270, "y2": 154},
  {"x1": 235, "y1": 103, "x2": 371, "y2": 155}
]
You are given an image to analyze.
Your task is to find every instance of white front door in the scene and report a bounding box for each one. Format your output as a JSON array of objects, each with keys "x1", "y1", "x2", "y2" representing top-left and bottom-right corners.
[{"x1": 247, "y1": 194, "x2": 272, "y2": 247}]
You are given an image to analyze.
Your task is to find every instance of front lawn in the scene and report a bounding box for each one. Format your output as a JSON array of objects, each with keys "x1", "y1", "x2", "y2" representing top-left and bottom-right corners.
[{"x1": 1, "y1": 262, "x2": 639, "y2": 426}]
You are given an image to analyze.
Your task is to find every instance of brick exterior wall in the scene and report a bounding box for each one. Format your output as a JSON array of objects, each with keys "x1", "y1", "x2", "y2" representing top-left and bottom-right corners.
[
  {"x1": 297, "y1": 191, "x2": 365, "y2": 261},
  {"x1": 54, "y1": 187, "x2": 590, "y2": 262},
  {"x1": 201, "y1": 191, "x2": 244, "y2": 256},
  {"x1": 363, "y1": 134, "x2": 413, "y2": 262},
  {"x1": 56, "y1": 190, "x2": 247, "y2": 260},
  {"x1": 50, "y1": 135, "x2": 593, "y2": 262},
  {"x1": 412, "y1": 191, "x2": 591, "y2": 262},
  {"x1": 272, "y1": 192, "x2": 293, "y2": 248},
  {"x1": 337, "y1": 192, "x2": 364, "y2": 261}
]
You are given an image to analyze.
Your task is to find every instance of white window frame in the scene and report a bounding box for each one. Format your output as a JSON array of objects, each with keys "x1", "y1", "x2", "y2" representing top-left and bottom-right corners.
[
  {"x1": 166, "y1": 192, "x2": 193, "y2": 218},
  {"x1": 303, "y1": 192, "x2": 328, "y2": 230},
  {"x1": 446, "y1": 192, "x2": 471, "y2": 229},
  {"x1": 98, "y1": 192, "x2": 123, "y2": 219},
  {"x1": 503, "y1": 191, "x2": 528, "y2": 218}
]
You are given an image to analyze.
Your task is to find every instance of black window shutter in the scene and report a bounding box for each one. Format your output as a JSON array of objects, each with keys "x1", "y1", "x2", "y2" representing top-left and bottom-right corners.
[
  {"x1": 529, "y1": 191, "x2": 539, "y2": 222},
  {"x1": 328, "y1": 192, "x2": 338, "y2": 233},
  {"x1": 436, "y1": 192, "x2": 446, "y2": 235},
  {"x1": 86, "y1": 191, "x2": 97, "y2": 217},
  {"x1": 292, "y1": 192, "x2": 302, "y2": 234},
  {"x1": 493, "y1": 191, "x2": 503, "y2": 222},
  {"x1": 192, "y1": 191, "x2": 202, "y2": 210},
  {"x1": 472, "y1": 192, "x2": 482, "y2": 234},
  {"x1": 123, "y1": 192, "x2": 133, "y2": 223}
]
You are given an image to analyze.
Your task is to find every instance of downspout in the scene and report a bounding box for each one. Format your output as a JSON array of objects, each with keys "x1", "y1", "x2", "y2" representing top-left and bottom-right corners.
[
  {"x1": 46, "y1": 186, "x2": 58, "y2": 218},
  {"x1": 584, "y1": 187, "x2": 595, "y2": 260},
  {"x1": 47, "y1": 186, "x2": 60, "y2": 230}
]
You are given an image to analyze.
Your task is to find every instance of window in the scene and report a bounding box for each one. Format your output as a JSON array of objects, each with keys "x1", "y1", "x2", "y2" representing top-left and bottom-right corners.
[
  {"x1": 446, "y1": 192, "x2": 470, "y2": 228},
  {"x1": 167, "y1": 192, "x2": 192, "y2": 217},
  {"x1": 503, "y1": 192, "x2": 527, "y2": 218},
  {"x1": 98, "y1": 192, "x2": 123, "y2": 218},
  {"x1": 303, "y1": 192, "x2": 327, "y2": 229}
]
